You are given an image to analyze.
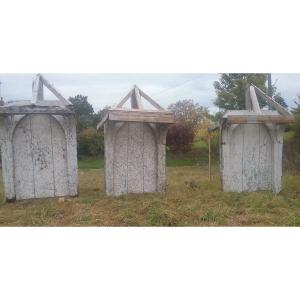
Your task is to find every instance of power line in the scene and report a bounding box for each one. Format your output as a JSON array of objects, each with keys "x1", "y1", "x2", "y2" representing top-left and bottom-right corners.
[{"x1": 152, "y1": 75, "x2": 205, "y2": 97}]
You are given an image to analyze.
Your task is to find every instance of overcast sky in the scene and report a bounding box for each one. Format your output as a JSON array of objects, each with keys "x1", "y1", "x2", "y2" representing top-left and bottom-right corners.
[{"x1": 0, "y1": 73, "x2": 299, "y2": 113}]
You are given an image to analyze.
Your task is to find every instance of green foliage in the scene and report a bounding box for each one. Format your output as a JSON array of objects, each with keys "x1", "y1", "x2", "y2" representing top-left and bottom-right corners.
[
  {"x1": 68, "y1": 94, "x2": 107, "y2": 157},
  {"x1": 69, "y1": 95, "x2": 95, "y2": 131},
  {"x1": 291, "y1": 97, "x2": 300, "y2": 136},
  {"x1": 69, "y1": 94, "x2": 94, "y2": 115},
  {"x1": 78, "y1": 127, "x2": 104, "y2": 157},
  {"x1": 168, "y1": 99, "x2": 209, "y2": 132},
  {"x1": 214, "y1": 74, "x2": 288, "y2": 110}
]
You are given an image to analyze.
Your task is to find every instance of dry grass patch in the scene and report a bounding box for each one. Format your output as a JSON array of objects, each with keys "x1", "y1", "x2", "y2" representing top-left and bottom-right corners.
[{"x1": 0, "y1": 166, "x2": 299, "y2": 226}]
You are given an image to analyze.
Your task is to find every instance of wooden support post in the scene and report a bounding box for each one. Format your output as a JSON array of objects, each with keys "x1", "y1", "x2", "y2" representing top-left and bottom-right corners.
[
  {"x1": 245, "y1": 83, "x2": 251, "y2": 110},
  {"x1": 249, "y1": 85, "x2": 262, "y2": 114},
  {"x1": 208, "y1": 132, "x2": 211, "y2": 181},
  {"x1": 32, "y1": 75, "x2": 44, "y2": 102},
  {"x1": 134, "y1": 86, "x2": 143, "y2": 109}
]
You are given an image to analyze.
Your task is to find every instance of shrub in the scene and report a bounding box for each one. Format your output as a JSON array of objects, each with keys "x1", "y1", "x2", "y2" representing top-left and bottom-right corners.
[
  {"x1": 166, "y1": 123, "x2": 194, "y2": 152},
  {"x1": 78, "y1": 127, "x2": 104, "y2": 157}
]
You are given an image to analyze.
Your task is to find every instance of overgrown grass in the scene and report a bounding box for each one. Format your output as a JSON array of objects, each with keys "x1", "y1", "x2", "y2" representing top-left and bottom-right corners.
[{"x1": 0, "y1": 166, "x2": 299, "y2": 226}]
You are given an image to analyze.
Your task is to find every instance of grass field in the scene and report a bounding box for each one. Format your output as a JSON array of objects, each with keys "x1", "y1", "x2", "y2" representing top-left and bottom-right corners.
[
  {"x1": 78, "y1": 140, "x2": 216, "y2": 169},
  {"x1": 0, "y1": 163, "x2": 299, "y2": 226}
]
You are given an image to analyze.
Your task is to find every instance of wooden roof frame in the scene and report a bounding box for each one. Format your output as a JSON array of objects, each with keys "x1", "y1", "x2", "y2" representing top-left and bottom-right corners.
[
  {"x1": 223, "y1": 83, "x2": 294, "y2": 125},
  {"x1": 115, "y1": 85, "x2": 164, "y2": 111},
  {"x1": 97, "y1": 85, "x2": 173, "y2": 129},
  {"x1": 0, "y1": 74, "x2": 74, "y2": 115},
  {"x1": 209, "y1": 82, "x2": 295, "y2": 131}
]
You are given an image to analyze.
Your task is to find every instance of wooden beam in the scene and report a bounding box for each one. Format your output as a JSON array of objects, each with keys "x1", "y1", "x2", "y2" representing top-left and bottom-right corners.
[
  {"x1": 39, "y1": 75, "x2": 72, "y2": 106},
  {"x1": 0, "y1": 105, "x2": 74, "y2": 115},
  {"x1": 131, "y1": 86, "x2": 143, "y2": 109},
  {"x1": 208, "y1": 124, "x2": 219, "y2": 132},
  {"x1": 96, "y1": 112, "x2": 109, "y2": 130},
  {"x1": 245, "y1": 83, "x2": 251, "y2": 110},
  {"x1": 249, "y1": 85, "x2": 262, "y2": 114},
  {"x1": 226, "y1": 114, "x2": 294, "y2": 124},
  {"x1": 32, "y1": 75, "x2": 44, "y2": 102},
  {"x1": 116, "y1": 89, "x2": 134, "y2": 108},
  {"x1": 252, "y1": 84, "x2": 290, "y2": 116},
  {"x1": 139, "y1": 89, "x2": 165, "y2": 110},
  {"x1": 208, "y1": 132, "x2": 211, "y2": 182},
  {"x1": 107, "y1": 110, "x2": 174, "y2": 124}
]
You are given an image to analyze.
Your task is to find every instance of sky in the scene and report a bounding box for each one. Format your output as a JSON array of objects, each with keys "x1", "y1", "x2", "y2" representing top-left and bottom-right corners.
[{"x1": 0, "y1": 73, "x2": 299, "y2": 113}]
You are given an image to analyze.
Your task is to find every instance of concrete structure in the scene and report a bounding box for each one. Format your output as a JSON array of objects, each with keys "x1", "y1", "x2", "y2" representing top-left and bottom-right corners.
[
  {"x1": 0, "y1": 74, "x2": 78, "y2": 202},
  {"x1": 219, "y1": 84, "x2": 294, "y2": 193},
  {"x1": 97, "y1": 85, "x2": 174, "y2": 196}
]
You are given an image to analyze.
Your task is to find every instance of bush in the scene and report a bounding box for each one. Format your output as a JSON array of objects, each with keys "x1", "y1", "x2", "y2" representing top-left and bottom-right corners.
[
  {"x1": 78, "y1": 127, "x2": 104, "y2": 157},
  {"x1": 166, "y1": 123, "x2": 194, "y2": 152}
]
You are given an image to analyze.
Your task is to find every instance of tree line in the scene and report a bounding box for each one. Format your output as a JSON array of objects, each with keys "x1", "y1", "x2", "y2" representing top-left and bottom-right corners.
[{"x1": 70, "y1": 74, "x2": 299, "y2": 169}]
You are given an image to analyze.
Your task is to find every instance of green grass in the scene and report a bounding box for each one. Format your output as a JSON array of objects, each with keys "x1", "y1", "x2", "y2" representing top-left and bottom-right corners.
[
  {"x1": 77, "y1": 139, "x2": 217, "y2": 169},
  {"x1": 0, "y1": 140, "x2": 297, "y2": 226},
  {"x1": 0, "y1": 166, "x2": 299, "y2": 226},
  {"x1": 78, "y1": 157, "x2": 104, "y2": 169}
]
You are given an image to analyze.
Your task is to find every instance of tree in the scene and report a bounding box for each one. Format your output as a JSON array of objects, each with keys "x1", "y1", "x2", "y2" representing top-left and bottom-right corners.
[
  {"x1": 69, "y1": 95, "x2": 95, "y2": 132},
  {"x1": 291, "y1": 96, "x2": 300, "y2": 136},
  {"x1": 78, "y1": 127, "x2": 104, "y2": 157},
  {"x1": 168, "y1": 100, "x2": 209, "y2": 132},
  {"x1": 166, "y1": 123, "x2": 195, "y2": 152},
  {"x1": 214, "y1": 74, "x2": 288, "y2": 110},
  {"x1": 68, "y1": 94, "x2": 106, "y2": 157}
]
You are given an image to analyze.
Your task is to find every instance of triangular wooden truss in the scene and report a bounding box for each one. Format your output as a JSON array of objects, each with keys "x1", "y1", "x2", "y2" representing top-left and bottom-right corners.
[
  {"x1": 225, "y1": 83, "x2": 294, "y2": 124},
  {"x1": 32, "y1": 74, "x2": 72, "y2": 106},
  {"x1": 115, "y1": 85, "x2": 165, "y2": 111}
]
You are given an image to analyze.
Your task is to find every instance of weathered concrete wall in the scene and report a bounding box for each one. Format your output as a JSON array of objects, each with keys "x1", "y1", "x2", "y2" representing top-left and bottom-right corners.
[
  {"x1": 221, "y1": 122, "x2": 284, "y2": 193},
  {"x1": 104, "y1": 121, "x2": 168, "y2": 196},
  {"x1": 0, "y1": 114, "x2": 78, "y2": 201}
]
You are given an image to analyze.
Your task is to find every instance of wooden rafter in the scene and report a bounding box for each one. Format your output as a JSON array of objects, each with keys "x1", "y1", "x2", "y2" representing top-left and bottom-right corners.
[
  {"x1": 116, "y1": 89, "x2": 134, "y2": 108},
  {"x1": 139, "y1": 89, "x2": 164, "y2": 111},
  {"x1": 251, "y1": 84, "x2": 290, "y2": 116}
]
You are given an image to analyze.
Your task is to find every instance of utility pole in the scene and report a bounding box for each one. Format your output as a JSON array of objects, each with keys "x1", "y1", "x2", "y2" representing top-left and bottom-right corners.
[
  {"x1": 267, "y1": 74, "x2": 272, "y2": 109},
  {"x1": 0, "y1": 80, "x2": 4, "y2": 105},
  {"x1": 267, "y1": 74, "x2": 272, "y2": 97}
]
